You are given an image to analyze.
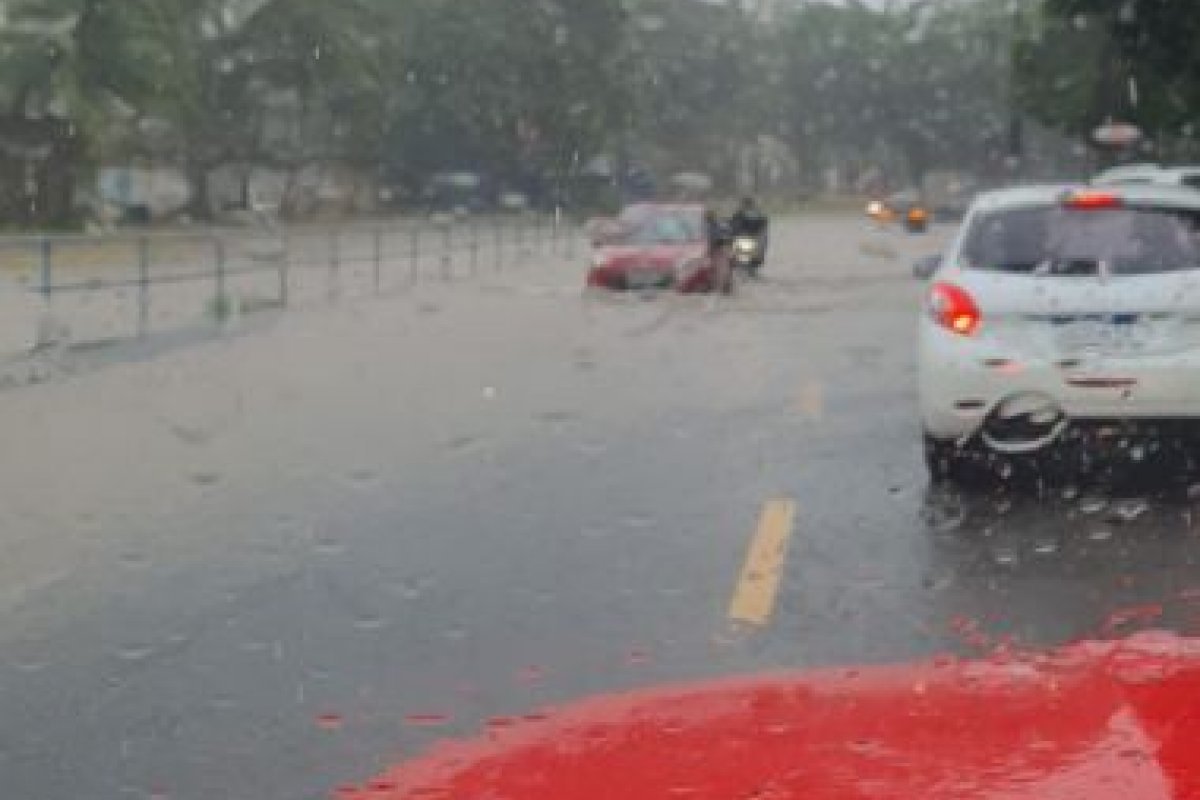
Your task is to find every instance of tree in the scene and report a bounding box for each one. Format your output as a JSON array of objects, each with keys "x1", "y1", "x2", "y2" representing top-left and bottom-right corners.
[
  {"x1": 0, "y1": 0, "x2": 152, "y2": 226},
  {"x1": 622, "y1": 0, "x2": 771, "y2": 186},
  {"x1": 776, "y1": 0, "x2": 1018, "y2": 187},
  {"x1": 108, "y1": 0, "x2": 382, "y2": 218},
  {"x1": 1017, "y1": 0, "x2": 1200, "y2": 159},
  {"x1": 374, "y1": 0, "x2": 632, "y2": 201}
]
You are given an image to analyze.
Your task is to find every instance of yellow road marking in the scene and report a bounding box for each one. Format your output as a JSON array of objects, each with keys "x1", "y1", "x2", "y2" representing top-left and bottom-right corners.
[{"x1": 728, "y1": 499, "x2": 798, "y2": 627}]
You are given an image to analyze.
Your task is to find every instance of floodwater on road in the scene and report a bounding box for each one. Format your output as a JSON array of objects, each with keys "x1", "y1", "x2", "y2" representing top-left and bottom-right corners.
[{"x1": 2, "y1": 214, "x2": 1199, "y2": 799}]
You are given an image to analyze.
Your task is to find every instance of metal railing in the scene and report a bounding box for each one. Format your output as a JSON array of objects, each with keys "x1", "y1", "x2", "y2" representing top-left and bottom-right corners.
[{"x1": 0, "y1": 212, "x2": 579, "y2": 346}]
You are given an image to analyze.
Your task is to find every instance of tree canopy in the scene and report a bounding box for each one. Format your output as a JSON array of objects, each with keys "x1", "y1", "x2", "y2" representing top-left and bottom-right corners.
[{"x1": 0, "y1": 0, "x2": 1196, "y2": 227}]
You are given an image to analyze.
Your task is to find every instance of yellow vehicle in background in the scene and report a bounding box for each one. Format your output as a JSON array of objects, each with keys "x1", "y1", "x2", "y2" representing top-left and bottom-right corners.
[{"x1": 867, "y1": 189, "x2": 929, "y2": 233}]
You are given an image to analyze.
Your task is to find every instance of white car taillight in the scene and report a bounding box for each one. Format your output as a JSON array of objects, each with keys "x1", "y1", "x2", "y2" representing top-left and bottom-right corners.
[{"x1": 928, "y1": 282, "x2": 981, "y2": 336}]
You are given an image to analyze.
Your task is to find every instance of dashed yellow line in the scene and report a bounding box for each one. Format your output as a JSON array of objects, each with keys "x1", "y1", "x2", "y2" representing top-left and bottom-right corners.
[{"x1": 728, "y1": 499, "x2": 798, "y2": 627}]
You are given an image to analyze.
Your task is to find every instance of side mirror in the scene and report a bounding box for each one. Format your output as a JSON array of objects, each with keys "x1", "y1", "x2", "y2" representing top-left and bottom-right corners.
[{"x1": 913, "y1": 254, "x2": 941, "y2": 279}]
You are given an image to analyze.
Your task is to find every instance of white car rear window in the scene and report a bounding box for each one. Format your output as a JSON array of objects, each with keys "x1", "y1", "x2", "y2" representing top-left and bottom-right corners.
[{"x1": 961, "y1": 204, "x2": 1200, "y2": 276}]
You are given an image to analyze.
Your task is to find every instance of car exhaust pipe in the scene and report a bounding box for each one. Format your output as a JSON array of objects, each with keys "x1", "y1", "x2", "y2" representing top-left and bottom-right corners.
[{"x1": 979, "y1": 392, "x2": 1069, "y2": 455}]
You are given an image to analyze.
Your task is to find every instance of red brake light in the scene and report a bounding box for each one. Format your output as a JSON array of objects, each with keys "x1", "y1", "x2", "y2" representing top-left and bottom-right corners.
[
  {"x1": 1062, "y1": 190, "x2": 1122, "y2": 211},
  {"x1": 929, "y1": 282, "x2": 981, "y2": 336}
]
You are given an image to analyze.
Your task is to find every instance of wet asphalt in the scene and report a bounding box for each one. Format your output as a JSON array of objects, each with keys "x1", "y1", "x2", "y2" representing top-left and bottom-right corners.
[{"x1": 3, "y1": 214, "x2": 1200, "y2": 799}]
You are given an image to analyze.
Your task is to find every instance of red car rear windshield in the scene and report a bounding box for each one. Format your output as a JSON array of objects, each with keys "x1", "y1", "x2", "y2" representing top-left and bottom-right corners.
[
  {"x1": 961, "y1": 203, "x2": 1200, "y2": 276},
  {"x1": 613, "y1": 209, "x2": 703, "y2": 246}
]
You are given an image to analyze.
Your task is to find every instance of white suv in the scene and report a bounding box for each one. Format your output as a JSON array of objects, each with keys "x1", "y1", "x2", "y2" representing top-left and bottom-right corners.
[{"x1": 917, "y1": 184, "x2": 1200, "y2": 481}]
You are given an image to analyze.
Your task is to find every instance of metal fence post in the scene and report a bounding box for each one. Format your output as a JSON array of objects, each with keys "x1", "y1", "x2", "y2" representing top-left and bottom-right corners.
[
  {"x1": 137, "y1": 237, "x2": 150, "y2": 336},
  {"x1": 372, "y1": 225, "x2": 383, "y2": 295},
  {"x1": 279, "y1": 227, "x2": 290, "y2": 308},
  {"x1": 441, "y1": 221, "x2": 451, "y2": 281},
  {"x1": 410, "y1": 225, "x2": 420, "y2": 284},
  {"x1": 39, "y1": 237, "x2": 52, "y2": 302},
  {"x1": 214, "y1": 237, "x2": 227, "y2": 323},
  {"x1": 494, "y1": 217, "x2": 502, "y2": 270},
  {"x1": 515, "y1": 215, "x2": 524, "y2": 263},
  {"x1": 470, "y1": 217, "x2": 479, "y2": 275},
  {"x1": 328, "y1": 227, "x2": 340, "y2": 300}
]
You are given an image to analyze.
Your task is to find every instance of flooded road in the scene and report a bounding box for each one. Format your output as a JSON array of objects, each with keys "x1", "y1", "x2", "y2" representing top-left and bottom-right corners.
[{"x1": 3, "y1": 214, "x2": 1200, "y2": 798}]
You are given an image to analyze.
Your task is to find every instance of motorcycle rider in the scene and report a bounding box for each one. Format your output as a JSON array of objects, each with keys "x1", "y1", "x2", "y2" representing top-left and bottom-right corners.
[
  {"x1": 728, "y1": 196, "x2": 769, "y2": 275},
  {"x1": 730, "y1": 196, "x2": 769, "y2": 237},
  {"x1": 704, "y1": 208, "x2": 734, "y2": 294}
]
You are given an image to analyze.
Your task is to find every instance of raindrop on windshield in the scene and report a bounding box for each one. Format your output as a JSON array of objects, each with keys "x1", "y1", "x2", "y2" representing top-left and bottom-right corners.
[
  {"x1": 312, "y1": 535, "x2": 346, "y2": 556},
  {"x1": 623, "y1": 515, "x2": 656, "y2": 530},
  {"x1": 352, "y1": 615, "x2": 387, "y2": 632},
  {"x1": 626, "y1": 648, "x2": 652, "y2": 666},
  {"x1": 13, "y1": 658, "x2": 48, "y2": 674},
  {"x1": 442, "y1": 627, "x2": 468, "y2": 642},
  {"x1": 405, "y1": 712, "x2": 452, "y2": 728},
  {"x1": 636, "y1": 14, "x2": 666, "y2": 33},
  {"x1": 118, "y1": 551, "x2": 150, "y2": 569},
  {"x1": 390, "y1": 577, "x2": 432, "y2": 601},
  {"x1": 518, "y1": 665, "x2": 545, "y2": 683},
  {"x1": 346, "y1": 468, "x2": 380, "y2": 486},
  {"x1": 190, "y1": 471, "x2": 221, "y2": 487},
  {"x1": 1109, "y1": 498, "x2": 1149, "y2": 524},
  {"x1": 1032, "y1": 539, "x2": 1059, "y2": 556},
  {"x1": 117, "y1": 643, "x2": 155, "y2": 663},
  {"x1": 991, "y1": 548, "x2": 1018, "y2": 567},
  {"x1": 315, "y1": 713, "x2": 344, "y2": 732}
]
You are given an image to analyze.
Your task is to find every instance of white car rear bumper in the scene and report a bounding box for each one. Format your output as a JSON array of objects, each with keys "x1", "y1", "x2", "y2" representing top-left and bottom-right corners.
[{"x1": 917, "y1": 318, "x2": 1200, "y2": 441}]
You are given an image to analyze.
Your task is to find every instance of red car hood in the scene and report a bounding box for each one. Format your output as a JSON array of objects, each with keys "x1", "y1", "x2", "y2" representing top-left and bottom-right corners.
[
  {"x1": 594, "y1": 243, "x2": 704, "y2": 273},
  {"x1": 344, "y1": 632, "x2": 1200, "y2": 799}
]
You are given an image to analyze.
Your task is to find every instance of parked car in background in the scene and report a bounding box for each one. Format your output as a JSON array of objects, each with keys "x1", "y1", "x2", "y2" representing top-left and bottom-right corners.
[{"x1": 424, "y1": 171, "x2": 492, "y2": 215}]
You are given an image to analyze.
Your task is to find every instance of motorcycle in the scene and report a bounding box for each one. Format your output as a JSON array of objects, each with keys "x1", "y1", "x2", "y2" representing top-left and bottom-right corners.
[
  {"x1": 730, "y1": 232, "x2": 766, "y2": 277},
  {"x1": 903, "y1": 205, "x2": 929, "y2": 234}
]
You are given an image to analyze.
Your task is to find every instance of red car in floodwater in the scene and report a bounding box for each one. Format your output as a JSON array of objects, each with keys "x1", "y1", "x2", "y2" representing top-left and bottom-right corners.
[{"x1": 586, "y1": 203, "x2": 730, "y2": 293}]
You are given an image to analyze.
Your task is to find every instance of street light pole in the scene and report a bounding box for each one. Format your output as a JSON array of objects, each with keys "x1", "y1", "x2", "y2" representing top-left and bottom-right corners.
[{"x1": 1005, "y1": 0, "x2": 1024, "y2": 176}]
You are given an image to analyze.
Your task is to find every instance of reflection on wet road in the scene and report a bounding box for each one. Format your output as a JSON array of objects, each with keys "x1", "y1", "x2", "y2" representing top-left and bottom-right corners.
[
  {"x1": 924, "y1": 482, "x2": 1200, "y2": 649},
  {"x1": 2, "y1": 215, "x2": 1200, "y2": 798}
]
